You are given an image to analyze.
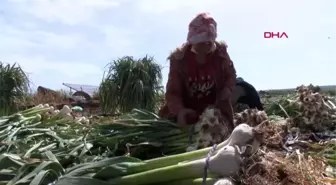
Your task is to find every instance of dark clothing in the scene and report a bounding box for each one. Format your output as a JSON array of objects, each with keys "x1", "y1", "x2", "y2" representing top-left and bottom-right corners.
[
  {"x1": 184, "y1": 51, "x2": 217, "y2": 116},
  {"x1": 236, "y1": 79, "x2": 264, "y2": 110},
  {"x1": 159, "y1": 41, "x2": 237, "y2": 127}
]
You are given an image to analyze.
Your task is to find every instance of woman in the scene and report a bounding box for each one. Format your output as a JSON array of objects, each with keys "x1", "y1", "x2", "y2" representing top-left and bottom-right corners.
[{"x1": 159, "y1": 12, "x2": 237, "y2": 132}]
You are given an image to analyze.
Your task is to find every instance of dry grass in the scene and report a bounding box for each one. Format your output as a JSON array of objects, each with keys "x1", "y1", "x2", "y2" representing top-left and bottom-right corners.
[
  {"x1": 22, "y1": 91, "x2": 72, "y2": 108},
  {"x1": 238, "y1": 120, "x2": 334, "y2": 185},
  {"x1": 241, "y1": 150, "x2": 329, "y2": 185}
]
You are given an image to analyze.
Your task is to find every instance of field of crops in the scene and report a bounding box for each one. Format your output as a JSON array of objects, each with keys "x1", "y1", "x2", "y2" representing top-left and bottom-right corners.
[{"x1": 0, "y1": 85, "x2": 335, "y2": 185}]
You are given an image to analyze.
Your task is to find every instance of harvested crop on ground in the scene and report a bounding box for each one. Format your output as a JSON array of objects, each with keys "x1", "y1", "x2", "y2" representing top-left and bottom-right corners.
[
  {"x1": 239, "y1": 119, "x2": 335, "y2": 185},
  {"x1": 0, "y1": 85, "x2": 335, "y2": 185}
]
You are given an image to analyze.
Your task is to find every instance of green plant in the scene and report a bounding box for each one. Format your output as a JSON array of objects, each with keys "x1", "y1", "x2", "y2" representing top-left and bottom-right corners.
[
  {"x1": 0, "y1": 62, "x2": 30, "y2": 116},
  {"x1": 99, "y1": 56, "x2": 162, "y2": 114}
]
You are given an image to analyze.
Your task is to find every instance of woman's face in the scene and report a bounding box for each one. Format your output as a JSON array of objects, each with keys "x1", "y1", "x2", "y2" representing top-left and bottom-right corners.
[{"x1": 192, "y1": 41, "x2": 213, "y2": 54}]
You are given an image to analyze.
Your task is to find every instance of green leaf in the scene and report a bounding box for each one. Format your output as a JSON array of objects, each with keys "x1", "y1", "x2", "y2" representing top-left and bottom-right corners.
[
  {"x1": 29, "y1": 170, "x2": 59, "y2": 185},
  {"x1": 54, "y1": 177, "x2": 111, "y2": 185},
  {"x1": 65, "y1": 156, "x2": 142, "y2": 177},
  {"x1": 0, "y1": 153, "x2": 25, "y2": 170}
]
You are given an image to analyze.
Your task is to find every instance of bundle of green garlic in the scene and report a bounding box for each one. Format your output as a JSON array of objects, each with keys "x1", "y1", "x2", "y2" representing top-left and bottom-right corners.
[{"x1": 54, "y1": 123, "x2": 260, "y2": 185}]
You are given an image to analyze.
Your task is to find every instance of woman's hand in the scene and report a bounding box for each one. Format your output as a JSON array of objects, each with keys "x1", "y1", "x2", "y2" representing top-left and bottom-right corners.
[{"x1": 177, "y1": 109, "x2": 197, "y2": 128}]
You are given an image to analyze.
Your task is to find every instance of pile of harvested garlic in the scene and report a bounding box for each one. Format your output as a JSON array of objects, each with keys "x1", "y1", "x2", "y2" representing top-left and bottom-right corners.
[
  {"x1": 292, "y1": 85, "x2": 336, "y2": 125},
  {"x1": 234, "y1": 108, "x2": 268, "y2": 127}
]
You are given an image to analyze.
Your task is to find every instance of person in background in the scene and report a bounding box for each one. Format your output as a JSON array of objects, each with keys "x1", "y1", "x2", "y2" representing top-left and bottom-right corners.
[
  {"x1": 231, "y1": 77, "x2": 264, "y2": 111},
  {"x1": 159, "y1": 12, "x2": 237, "y2": 132}
]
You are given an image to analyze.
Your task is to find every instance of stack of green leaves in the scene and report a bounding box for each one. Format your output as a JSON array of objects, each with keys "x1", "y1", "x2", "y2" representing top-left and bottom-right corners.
[
  {"x1": 2, "y1": 123, "x2": 255, "y2": 185},
  {"x1": 0, "y1": 105, "x2": 108, "y2": 170},
  {"x1": 0, "y1": 122, "x2": 258, "y2": 185},
  {"x1": 95, "y1": 109, "x2": 194, "y2": 159},
  {"x1": 0, "y1": 147, "x2": 220, "y2": 185}
]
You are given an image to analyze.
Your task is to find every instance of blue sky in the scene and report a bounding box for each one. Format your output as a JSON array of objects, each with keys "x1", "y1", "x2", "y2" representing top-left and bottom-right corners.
[{"x1": 0, "y1": 0, "x2": 335, "y2": 92}]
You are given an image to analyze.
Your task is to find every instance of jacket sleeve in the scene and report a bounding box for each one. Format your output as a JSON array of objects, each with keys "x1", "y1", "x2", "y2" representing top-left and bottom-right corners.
[
  {"x1": 165, "y1": 59, "x2": 185, "y2": 116},
  {"x1": 216, "y1": 47, "x2": 237, "y2": 102},
  {"x1": 214, "y1": 47, "x2": 236, "y2": 129}
]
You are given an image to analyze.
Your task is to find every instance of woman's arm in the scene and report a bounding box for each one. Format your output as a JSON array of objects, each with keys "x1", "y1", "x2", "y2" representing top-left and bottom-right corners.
[
  {"x1": 165, "y1": 59, "x2": 185, "y2": 116},
  {"x1": 216, "y1": 47, "x2": 237, "y2": 102},
  {"x1": 214, "y1": 47, "x2": 237, "y2": 130}
]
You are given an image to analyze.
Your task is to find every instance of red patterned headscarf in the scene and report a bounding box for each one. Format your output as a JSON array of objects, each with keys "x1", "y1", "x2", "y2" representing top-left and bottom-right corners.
[{"x1": 187, "y1": 12, "x2": 217, "y2": 45}]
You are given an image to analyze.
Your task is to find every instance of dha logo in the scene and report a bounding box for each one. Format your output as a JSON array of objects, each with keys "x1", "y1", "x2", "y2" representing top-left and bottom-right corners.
[{"x1": 264, "y1": 32, "x2": 288, "y2": 39}]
